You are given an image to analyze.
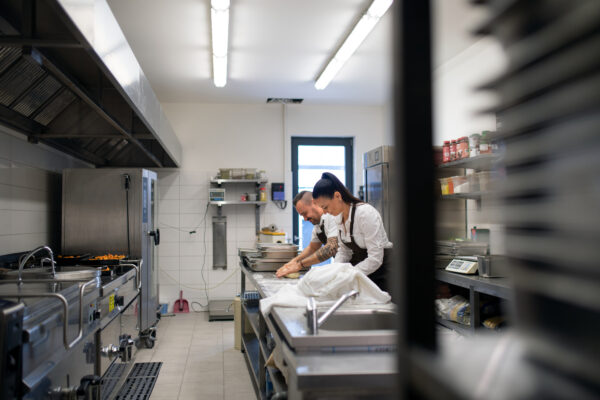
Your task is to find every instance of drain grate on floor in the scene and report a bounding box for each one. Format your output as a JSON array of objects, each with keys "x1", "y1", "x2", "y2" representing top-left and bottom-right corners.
[
  {"x1": 128, "y1": 362, "x2": 162, "y2": 378},
  {"x1": 113, "y1": 362, "x2": 163, "y2": 400},
  {"x1": 101, "y1": 363, "x2": 128, "y2": 400}
]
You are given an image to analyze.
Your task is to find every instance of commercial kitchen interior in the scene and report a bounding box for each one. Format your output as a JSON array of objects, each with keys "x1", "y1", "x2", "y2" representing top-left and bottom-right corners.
[{"x1": 0, "y1": 0, "x2": 598, "y2": 399}]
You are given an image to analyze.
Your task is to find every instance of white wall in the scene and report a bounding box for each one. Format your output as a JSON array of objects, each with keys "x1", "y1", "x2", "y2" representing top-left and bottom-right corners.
[
  {"x1": 433, "y1": 34, "x2": 508, "y2": 253},
  {"x1": 155, "y1": 103, "x2": 385, "y2": 309},
  {"x1": 0, "y1": 126, "x2": 90, "y2": 254},
  {"x1": 433, "y1": 37, "x2": 507, "y2": 145}
]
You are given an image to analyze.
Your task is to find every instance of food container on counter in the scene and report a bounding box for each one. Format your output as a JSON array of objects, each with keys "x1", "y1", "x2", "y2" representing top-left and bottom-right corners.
[
  {"x1": 451, "y1": 175, "x2": 469, "y2": 193},
  {"x1": 439, "y1": 177, "x2": 454, "y2": 195},
  {"x1": 248, "y1": 193, "x2": 258, "y2": 201}
]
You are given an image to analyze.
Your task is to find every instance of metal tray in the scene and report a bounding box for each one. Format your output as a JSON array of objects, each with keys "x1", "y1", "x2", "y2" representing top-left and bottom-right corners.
[
  {"x1": 247, "y1": 258, "x2": 287, "y2": 271},
  {"x1": 257, "y1": 243, "x2": 298, "y2": 251},
  {"x1": 260, "y1": 249, "x2": 299, "y2": 260}
]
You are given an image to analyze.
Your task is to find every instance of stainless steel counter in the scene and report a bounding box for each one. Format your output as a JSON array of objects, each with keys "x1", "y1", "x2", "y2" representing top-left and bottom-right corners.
[{"x1": 240, "y1": 265, "x2": 397, "y2": 399}]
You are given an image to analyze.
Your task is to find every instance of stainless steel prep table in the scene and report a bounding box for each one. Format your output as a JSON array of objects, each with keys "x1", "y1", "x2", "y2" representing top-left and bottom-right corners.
[{"x1": 239, "y1": 263, "x2": 397, "y2": 400}]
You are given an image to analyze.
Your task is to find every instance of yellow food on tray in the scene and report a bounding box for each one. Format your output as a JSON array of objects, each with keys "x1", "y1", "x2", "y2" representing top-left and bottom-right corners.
[{"x1": 89, "y1": 253, "x2": 126, "y2": 261}]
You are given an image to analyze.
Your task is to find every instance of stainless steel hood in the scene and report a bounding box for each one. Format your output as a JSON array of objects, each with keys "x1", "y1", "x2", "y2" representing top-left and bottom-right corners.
[{"x1": 0, "y1": 0, "x2": 181, "y2": 167}]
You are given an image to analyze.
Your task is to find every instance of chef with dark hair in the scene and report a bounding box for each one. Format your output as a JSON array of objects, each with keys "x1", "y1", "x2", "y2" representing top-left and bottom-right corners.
[{"x1": 312, "y1": 172, "x2": 393, "y2": 292}]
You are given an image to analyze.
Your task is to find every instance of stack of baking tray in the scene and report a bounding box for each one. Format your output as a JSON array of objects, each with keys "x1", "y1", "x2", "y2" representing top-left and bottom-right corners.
[
  {"x1": 436, "y1": 240, "x2": 489, "y2": 256},
  {"x1": 239, "y1": 244, "x2": 301, "y2": 272}
]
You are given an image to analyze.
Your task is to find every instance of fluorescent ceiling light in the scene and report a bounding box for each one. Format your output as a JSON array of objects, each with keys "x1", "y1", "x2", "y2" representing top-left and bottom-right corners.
[
  {"x1": 211, "y1": 0, "x2": 230, "y2": 87},
  {"x1": 315, "y1": 0, "x2": 393, "y2": 90}
]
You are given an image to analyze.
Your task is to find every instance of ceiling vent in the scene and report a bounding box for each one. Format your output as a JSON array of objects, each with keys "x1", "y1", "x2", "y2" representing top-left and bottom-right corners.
[{"x1": 266, "y1": 98, "x2": 303, "y2": 104}]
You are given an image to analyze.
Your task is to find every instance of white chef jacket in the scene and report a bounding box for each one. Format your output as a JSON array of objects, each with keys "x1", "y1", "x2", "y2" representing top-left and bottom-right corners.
[
  {"x1": 333, "y1": 203, "x2": 393, "y2": 276},
  {"x1": 310, "y1": 213, "x2": 338, "y2": 243}
]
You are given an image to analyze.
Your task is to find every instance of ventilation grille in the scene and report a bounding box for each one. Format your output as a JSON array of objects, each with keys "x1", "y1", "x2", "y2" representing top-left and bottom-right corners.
[{"x1": 266, "y1": 98, "x2": 303, "y2": 104}]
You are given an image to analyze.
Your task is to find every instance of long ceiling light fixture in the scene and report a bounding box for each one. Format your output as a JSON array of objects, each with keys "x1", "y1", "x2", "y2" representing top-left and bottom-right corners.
[
  {"x1": 314, "y1": 0, "x2": 393, "y2": 90},
  {"x1": 211, "y1": 0, "x2": 230, "y2": 87}
]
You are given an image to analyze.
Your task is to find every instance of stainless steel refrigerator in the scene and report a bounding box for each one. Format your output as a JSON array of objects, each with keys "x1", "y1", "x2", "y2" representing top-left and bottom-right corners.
[
  {"x1": 61, "y1": 168, "x2": 160, "y2": 335},
  {"x1": 364, "y1": 146, "x2": 392, "y2": 241}
]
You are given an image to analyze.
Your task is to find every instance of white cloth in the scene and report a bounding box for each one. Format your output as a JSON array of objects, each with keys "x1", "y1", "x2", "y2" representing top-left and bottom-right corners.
[
  {"x1": 259, "y1": 262, "x2": 391, "y2": 314},
  {"x1": 334, "y1": 203, "x2": 393, "y2": 276},
  {"x1": 310, "y1": 213, "x2": 338, "y2": 243}
]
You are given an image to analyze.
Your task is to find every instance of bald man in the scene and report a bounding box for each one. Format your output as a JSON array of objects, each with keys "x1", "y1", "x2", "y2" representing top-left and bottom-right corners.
[{"x1": 275, "y1": 191, "x2": 338, "y2": 278}]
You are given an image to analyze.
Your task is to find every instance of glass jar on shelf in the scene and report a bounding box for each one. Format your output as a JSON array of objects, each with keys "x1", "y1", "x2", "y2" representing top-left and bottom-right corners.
[
  {"x1": 442, "y1": 141, "x2": 450, "y2": 163},
  {"x1": 259, "y1": 187, "x2": 267, "y2": 202}
]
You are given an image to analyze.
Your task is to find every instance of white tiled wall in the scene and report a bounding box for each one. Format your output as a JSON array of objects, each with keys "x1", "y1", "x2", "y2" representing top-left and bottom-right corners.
[
  {"x1": 155, "y1": 168, "x2": 288, "y2": 311},
  {"x1": 0, "y1": 127, "x2": 90, "y2": 254}
]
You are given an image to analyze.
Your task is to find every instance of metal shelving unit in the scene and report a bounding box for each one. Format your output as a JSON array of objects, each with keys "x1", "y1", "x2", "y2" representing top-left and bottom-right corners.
[
  {"x1": 210, "y1": 178, "x2": 267, "y2": 185},
  {"x1": 440, "y1": 192, "x2": 489, "y2": 201},
  {"x1": 208, "y1": 200, "x2": 267, "y2": 206},
  {"x1": 436, "y1": 318, "x2": 472, "y2": 336},
  {"x1": 209, "y1": 176, "x2": 267, "y2": 235},
  {"x1": 435, "y1": 270, "x2": 512, "y2": 300},
  {"x1": 438, "y1": 153, "x2": 500, "y2": 170}
]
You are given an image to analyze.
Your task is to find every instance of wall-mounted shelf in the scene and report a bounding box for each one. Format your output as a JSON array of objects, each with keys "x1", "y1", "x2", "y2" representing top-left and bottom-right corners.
[
  {"x1": 208, "y1": 200, "x2": 267, "y2": 206},
  {"x1": 436, "y1": 317, "x2": 473, "y2": 336},
  {"x1": 438, "y1": 153, "x2": 500, "y2": 171},
  {"x1": 440, "y1": 192, "x2": 489, "y2": 201},
  {"x1": 210, "y1": 178, "x2": 267, "y2": 185}
]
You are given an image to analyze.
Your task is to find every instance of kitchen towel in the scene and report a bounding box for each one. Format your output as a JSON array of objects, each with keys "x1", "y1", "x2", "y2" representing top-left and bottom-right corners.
[{"x1": 259, "y1": 262, "x2": 391, "y2": 314}]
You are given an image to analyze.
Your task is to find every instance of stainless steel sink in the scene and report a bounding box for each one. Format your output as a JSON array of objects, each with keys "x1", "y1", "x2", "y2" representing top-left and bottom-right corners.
[
  {"x1": 268, "y1": 306, "x2": 397, "y2": 353},
  {"x1": 318, "y1": 309, "x2": 396, "y2": 331}
]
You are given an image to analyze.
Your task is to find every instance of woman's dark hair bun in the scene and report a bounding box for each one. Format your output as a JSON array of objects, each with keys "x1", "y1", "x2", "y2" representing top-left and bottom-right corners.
[{"x1": 312, "y1": 172, "x2": 361, "y2": 204}]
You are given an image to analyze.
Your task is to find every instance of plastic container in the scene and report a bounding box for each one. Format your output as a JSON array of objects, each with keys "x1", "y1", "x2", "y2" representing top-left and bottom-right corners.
[
  {"x1": 477, "y1": 171, "x2": 493, "y2": 192},
  {"x1": 219, "y1": 168, "x2": 231, "y2": 179},
  {"x1": 248, "y1": 193, "x2": 258, "y2": 201},
  {"x1": 469, "y1": 134, "x2": 481, "y2": 157},
  {"x1": 439, "y1": 178, "x2": 454, "y2": 195},
  {"x1": 232, "y1": 168, "x2": 245, "y2": 179},
  {"x1": 451, "y1": 176, "x2": 469, "y2": 193},
  {"x1": 244, "y1": 168, "x2": 257, "y2": 179},
  {"x1": 467, "y1": 172, "x2": 480, "y2": 192},
  {"x1": 480, "y1": 131, "x2": 492, "y2": 154}
]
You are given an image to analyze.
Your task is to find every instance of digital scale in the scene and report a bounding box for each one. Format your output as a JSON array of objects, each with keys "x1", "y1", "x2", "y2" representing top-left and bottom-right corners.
[{"x1": 445, "y1": 257, "x2": 479, "y2": 274}]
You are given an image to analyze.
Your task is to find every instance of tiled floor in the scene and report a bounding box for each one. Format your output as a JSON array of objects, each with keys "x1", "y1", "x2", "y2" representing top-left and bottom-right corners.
[{"x1": 137, "y1": 312, "x2": 256, "y2": 400}]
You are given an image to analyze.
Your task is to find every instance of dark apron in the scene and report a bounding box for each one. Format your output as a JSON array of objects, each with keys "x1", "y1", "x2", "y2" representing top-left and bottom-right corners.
[
  {"x1": 316, "y1": 221, "x2": 328, "y2": 245},
  {"x1": 340, "y1": 203, "x2": 391, "y2": 293}
]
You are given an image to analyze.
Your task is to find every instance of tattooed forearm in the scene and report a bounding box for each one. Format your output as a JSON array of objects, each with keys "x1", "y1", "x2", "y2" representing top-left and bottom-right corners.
[{"x1": 315, "y1": 237, "x2": 338, "y2": 262}]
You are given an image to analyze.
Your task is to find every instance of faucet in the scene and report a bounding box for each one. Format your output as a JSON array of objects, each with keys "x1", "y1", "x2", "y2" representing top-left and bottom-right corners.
[
  {"x1": 306, "y1": 289, "x2": 359, "y2": 335},
  {"x1": 18, "y1": 246, "x2": 56, "y2": 284}
]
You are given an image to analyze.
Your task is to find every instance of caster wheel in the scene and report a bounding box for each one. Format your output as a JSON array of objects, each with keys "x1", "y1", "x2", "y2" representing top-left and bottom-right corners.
[{"x1": 143, "y1": 337, "x2": 155, "y2": 348}]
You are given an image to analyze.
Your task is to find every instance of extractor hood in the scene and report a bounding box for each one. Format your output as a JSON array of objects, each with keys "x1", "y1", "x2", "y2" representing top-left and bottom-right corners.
[{"x1": 0, "y1": 0, "x2": 181, "y2": 167}]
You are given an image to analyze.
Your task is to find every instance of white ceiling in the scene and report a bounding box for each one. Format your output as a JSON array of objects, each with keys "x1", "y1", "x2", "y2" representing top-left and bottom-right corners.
[{"x1": 106, "y1": 0, "x2": 484, "y2": 106}]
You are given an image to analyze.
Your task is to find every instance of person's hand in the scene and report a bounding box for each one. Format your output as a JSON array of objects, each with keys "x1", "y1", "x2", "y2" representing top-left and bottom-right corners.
[{"x1": 276, "y1": 260, "x2": 302, "y2": 278}]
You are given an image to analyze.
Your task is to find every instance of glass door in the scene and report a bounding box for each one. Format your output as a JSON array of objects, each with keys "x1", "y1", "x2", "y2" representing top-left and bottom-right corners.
[{"x1": 291, "y1": 137, "x2": 353, "y2": 264}]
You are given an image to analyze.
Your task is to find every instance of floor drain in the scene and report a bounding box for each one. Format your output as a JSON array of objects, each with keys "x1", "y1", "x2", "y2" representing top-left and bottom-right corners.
[{"x1": 102, "y1": 362, "x2": 163, "y2": 400}]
